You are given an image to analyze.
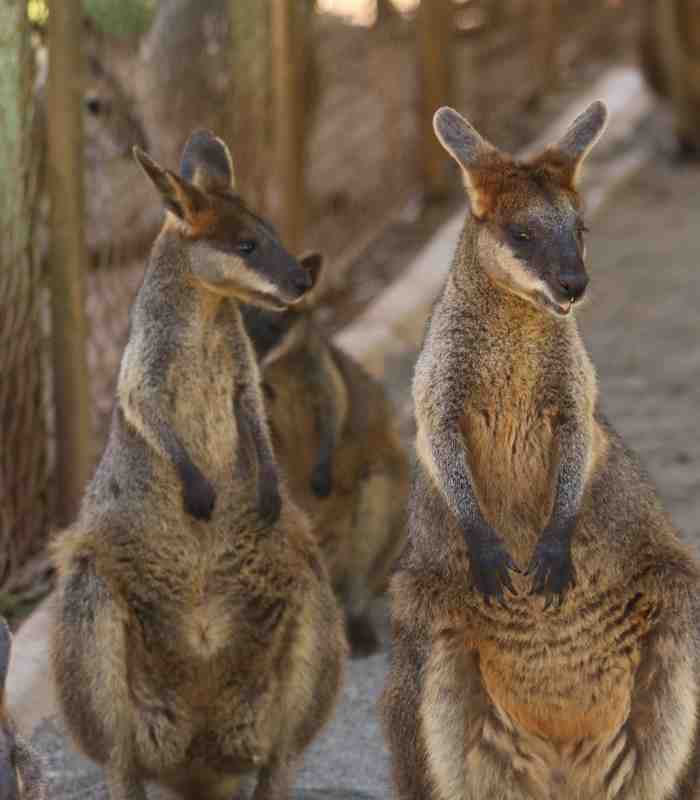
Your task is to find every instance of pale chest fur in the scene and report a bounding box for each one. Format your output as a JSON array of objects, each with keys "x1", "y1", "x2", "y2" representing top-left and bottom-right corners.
[
  {"x1": 118, "y1": 304, "x2": 244, "y2": 485},
  {"x1": 458, "y1": 330, "x2": 597, "y2": 552},
  {"x1": 169, "y1": 313, "x2": 239, "y2": 474}
]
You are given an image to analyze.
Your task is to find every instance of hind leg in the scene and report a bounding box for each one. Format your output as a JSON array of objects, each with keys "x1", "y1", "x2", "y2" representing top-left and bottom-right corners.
[
  {"x1": 252, "y1": 755, "x2": 294, "y2": 800},
  {"x1": 253, "y1": 586, "x2": 345, "y2": 800},
  {"x1": 105, "y1": 763, "x2": 148, "y2": 800},
  {"x1": 343, "y1": 473, "x2": 406, "y2": 658},
  {"x1": 51, "y1": 547, "x2": 179, "y2": 800},
  {"x1": 381, "y1": 621, "x2": 433, "y2": 800}
]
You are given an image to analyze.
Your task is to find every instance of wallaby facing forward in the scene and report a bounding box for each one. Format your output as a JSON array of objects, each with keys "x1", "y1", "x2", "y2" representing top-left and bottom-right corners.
[
  {"x1": 382, "y1": 102, "x2": 700, "y2": 799},
  {"x1": 0, "y1": 620, "x2": 45, "y2": 800},
  {"x1": 51, "y1": 130, "x2": 346, "y2": 800},
  {"x1": 242, "y1": 261, "x2": 409, "y2": 656}
]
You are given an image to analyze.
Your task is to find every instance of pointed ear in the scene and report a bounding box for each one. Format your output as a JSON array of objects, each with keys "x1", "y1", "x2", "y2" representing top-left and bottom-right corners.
[
  {"x1": 543, "y1": 100, "x2": 608, "y2": 188},
  {"x1": 180, "y1": 129, "x2": 236, "y2": 193},
  {"x1": 133, "y1": 146, "x2": 208, "y2": 221},
  {"x1": 294, "y1": 252, "x2": 325, "y2": 311},
  {"x1": 433, "y1": 106, "x2": 496, "y2": 218}
]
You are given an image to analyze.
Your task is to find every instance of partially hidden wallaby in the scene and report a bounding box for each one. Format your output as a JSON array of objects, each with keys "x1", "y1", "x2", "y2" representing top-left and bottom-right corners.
[
  {"x1": 381, "y1": 102, "x2": 700, "y2": 799},
  {"x1": 640, "y1": 0, "x2": 700, "y2": 158},
  {"x1": 0, "y1": 620, "x2": 45, "y2": 800},
  {"x1": 242, "y1": 261, "x2": 409, "y2": 657},
  {"x1": 50, "y1": 129, "x2": 346, "y2": 800}
]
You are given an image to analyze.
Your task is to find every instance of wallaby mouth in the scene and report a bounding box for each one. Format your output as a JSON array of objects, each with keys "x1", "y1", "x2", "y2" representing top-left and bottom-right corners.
[{"x1": 540, "y1": 290, "x2": 580, "y2": 317}]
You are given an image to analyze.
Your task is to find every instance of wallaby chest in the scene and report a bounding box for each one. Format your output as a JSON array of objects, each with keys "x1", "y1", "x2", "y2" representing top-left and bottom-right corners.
[
  {"x1": 168, "y1": 306, "x2": 241, "y2": 475},
  {"x1": 457, "y1": 332, "x2": 578, "y2": 541}
]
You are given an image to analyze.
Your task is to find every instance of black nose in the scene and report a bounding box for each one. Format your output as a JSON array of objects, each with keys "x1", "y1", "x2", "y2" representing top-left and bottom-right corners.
[
  {"x1": 558, "y1": 272, "x2": 589, "y2": 301},
  {"x1": 291, "y1": 268, "x2": 312, "y2": 294}
]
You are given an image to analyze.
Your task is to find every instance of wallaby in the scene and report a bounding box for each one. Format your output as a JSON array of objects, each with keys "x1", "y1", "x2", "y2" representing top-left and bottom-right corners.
[
  {"x1": 50, "y1": 129, "x2": 346, "y2": 800},
  {"x1": 0, "y1": 619, "x2": 45, "y2": 800},
  {"x1": 242, "y1": 261, "x2": 409, "y2": 656},
  {"x1": 381, "y1": 102, "x2": 700, "y2": 799},
  {"x1": 640, "y1": 0, "x2": 700, "y2": 158}
]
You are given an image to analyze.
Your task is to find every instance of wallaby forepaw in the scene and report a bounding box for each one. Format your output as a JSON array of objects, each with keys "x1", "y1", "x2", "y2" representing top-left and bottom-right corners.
[
  {"x1": 526, "y1": 536, "x2": 575, "y2": 608},
  {"x1": 258, "y1": 486, "x2": 282, "y2": 526},
  {"x1": 310, "y1": 462, "x2": 333, "y2": 498},
  {"x1": 468, "y1": 538, "x2": 520, "y2": 607},
  {"x1": 182, "y1": 470, "x2": 216, "y2": 521}
]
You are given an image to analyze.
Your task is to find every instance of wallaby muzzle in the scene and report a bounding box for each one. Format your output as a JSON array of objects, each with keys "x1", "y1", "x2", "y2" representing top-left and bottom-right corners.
[{"x1": 544, "y1": 232, "x2": 588, "y2": 305}]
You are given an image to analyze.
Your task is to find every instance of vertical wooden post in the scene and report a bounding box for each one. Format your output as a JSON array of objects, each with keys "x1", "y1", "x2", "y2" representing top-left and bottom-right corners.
[
  {"x1": 529, "y1": 0, "x2": 559, "y2": 102},
  {"x1": 48, "y1": 0, "x2": 92, "y2": 525},
  {"x1": 417, "y1": 0, "x2": 452, "y2": 201},
  {"x1": 270, "y1": 0, "x2": 306, "y2": 252},
  {"x1": 230, "y1": 0, "x2": 271, "y2": 212}
]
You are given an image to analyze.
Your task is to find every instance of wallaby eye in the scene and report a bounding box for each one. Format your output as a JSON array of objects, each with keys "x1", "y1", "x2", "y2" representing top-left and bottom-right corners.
[
  {"x1": 85, "y1": 96, "x2": 103, "y2": 116},
  {"x1": 508, "y1": 225, "x2": 531, "y2": 243},
  {"x1": 236, "y1": 240, "x2": 257, "y2": 255}
]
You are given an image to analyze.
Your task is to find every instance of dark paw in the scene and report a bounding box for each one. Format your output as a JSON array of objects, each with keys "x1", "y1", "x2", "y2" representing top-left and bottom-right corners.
[
  {"x1": 673, "y1": 136, "x2": 700, "y2": 164},
  {"x1": 346, "y1": 614, "x2": 381, "y2": 659},
  {"x1": 258, "y1": 484, "x2": 281, "y2": 526},
  {"x1": 468, "y1": 538, "x2": 520, "y2": 606},
  {"x1": 526, "y1": 536, "x2": 576, "y2": 608},
  {"x1": 310, "y1": 462, "x2": 333, "y2": 498},
  {"x1": 182, "y1": 469, "x2": 216, "y2": 521}
]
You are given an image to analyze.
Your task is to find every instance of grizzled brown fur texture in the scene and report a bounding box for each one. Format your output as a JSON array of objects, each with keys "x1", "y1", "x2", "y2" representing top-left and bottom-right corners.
[
  {"x1": 50, "y1": 131, "x2": 346, "y2": 800},
  {"x1": 0, "y1": 620, "x2": 45, "y2": 800},
  {"x1": 242, "y1": 257, "x2": 409, "y2": 656},
  {"x1": 381, "y1": 103, "x2": 700, "y2": 799}
]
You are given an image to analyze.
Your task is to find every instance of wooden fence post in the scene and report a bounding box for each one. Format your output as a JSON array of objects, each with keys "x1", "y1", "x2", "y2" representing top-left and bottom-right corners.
[
  {"x1": 417, "y1": 0, "x2": 452, "y2": 201},
  {"x1": 48, "y1": 0, "x2": 92, "y2": 525},
  {"x1": 270, "y1": 0, "x2": 307, "y2": 252},
  {"x1": 529, "y1": 0, "x2": 560, "y2": 102}
]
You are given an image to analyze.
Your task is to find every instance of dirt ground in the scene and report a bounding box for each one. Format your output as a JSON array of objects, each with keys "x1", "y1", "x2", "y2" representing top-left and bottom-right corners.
[{"x1": 581, "y1": 156, "x2": 700, "y2": 545}]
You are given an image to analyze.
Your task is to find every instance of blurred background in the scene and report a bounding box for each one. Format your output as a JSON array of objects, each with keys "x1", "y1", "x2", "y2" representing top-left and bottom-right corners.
[{"x1": 0, "y1": 0, "x2": 696, "y2": 624}]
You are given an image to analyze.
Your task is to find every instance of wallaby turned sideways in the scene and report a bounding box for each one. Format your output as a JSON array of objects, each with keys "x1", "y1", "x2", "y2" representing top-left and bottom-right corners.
[
  {"x1": 381, "y1": 102, "x2": 700, "y2": 799},
  {"x1": 0, "y1": 620, "x2": 45, "y2": 800},
  {"x1": 50, "y1": 130, "x2": 346, "y2": 800},
  {"x1": 242, "y1": 262, "x2": 409, "y2": 656}
]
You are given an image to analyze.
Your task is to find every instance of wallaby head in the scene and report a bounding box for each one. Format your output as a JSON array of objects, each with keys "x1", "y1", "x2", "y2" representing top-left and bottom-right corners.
[
  {"x1": 242, "y1": 252, "x2": 325, "y2": 359},
  {"x1": 133, "y1": 129, "x2": 312, "y2": 310},
  {"x1": 434, "y1": 101, "x2": 608, "y2": 317}
]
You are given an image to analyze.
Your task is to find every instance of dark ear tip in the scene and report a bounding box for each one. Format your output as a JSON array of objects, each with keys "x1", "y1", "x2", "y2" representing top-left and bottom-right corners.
[
  {"x1": 588, "y1": 99, "x2": 609, "y2": 126},
  {"x1": 184, "y1": 128, "x2": 219, "y2": 149}
]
